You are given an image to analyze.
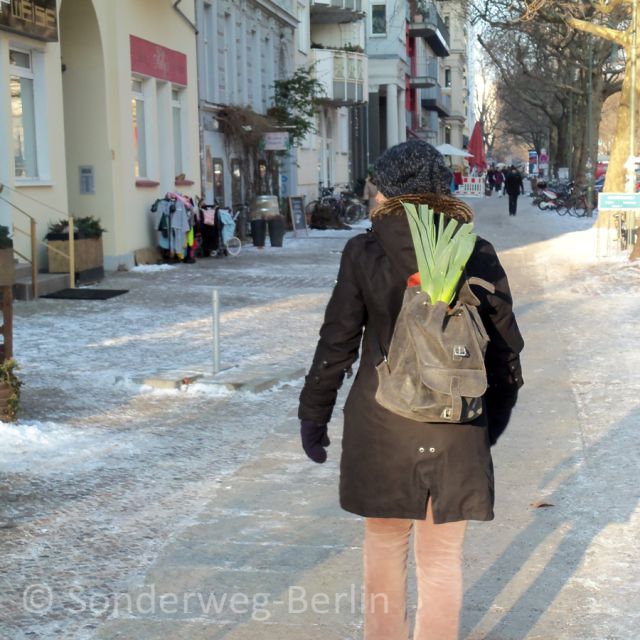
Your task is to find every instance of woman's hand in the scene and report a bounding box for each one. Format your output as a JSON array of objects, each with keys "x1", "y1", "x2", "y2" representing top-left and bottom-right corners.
[{"x1": 300, "y1": 420, "x2": 330, "y2": 463}]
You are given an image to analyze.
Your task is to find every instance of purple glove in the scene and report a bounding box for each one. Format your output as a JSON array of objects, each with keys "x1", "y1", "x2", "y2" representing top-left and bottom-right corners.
[{"x1": 300, "y1": 420, "x2": 330, "y2": 463}]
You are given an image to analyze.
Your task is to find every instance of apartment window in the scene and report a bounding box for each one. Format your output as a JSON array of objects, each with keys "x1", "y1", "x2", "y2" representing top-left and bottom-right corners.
[
  {"x1": 172, "y1": 88, "x2": 184, "y2": 176},
  {"x1": 444, "y1": 16, "x2": 450, "y2": 28},
  {"x1": 131, "y1": 78, "x2": 148, "y2": 178},
  {"x1": 444, "y1": 68, "x2": 452, "y2": 88},
  {"x1": 10, "y1": 49, "x2": 39, "y2": 178},
  {"x1": 445, "y1": 125, "x2": 452, "y2": 145},
  {"x1": 371, "y1": 3, "x2": 387, "y2": 35}
]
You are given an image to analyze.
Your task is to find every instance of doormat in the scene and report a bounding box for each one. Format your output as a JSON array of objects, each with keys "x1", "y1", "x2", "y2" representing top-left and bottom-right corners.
[{"x1": 41, "y1": 289, "x2": 129, "y2": 300}]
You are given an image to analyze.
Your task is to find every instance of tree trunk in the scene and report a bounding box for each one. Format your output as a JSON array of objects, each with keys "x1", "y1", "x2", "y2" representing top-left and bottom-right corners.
[{"x1": 603, "y1": 56, "x2": 633, "y2": 194}]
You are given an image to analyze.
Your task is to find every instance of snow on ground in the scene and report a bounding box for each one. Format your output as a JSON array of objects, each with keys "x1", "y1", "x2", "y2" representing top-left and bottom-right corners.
[
  {"x1": 1, "y1": 195, "x2": 639, "y2": 639},
  {"x1": 129, "y1": 264, "x2": 177, "y2": 273}
]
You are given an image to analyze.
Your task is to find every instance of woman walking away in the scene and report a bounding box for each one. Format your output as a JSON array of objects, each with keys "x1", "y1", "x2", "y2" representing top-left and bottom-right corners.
[{"x1": 298, "y1": 139, "x2": 524, "y2": 640}]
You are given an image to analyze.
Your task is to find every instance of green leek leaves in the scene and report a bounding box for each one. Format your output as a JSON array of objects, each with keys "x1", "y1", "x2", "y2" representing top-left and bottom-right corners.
[{"x1": 403, "y1": 203, "x2": 476, "y2": 305}]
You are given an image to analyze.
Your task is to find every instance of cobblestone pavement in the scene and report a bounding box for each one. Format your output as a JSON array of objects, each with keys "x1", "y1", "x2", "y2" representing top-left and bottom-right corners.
[{"x1": 2, "y1": 202, "x2": 639, "y2": 640}]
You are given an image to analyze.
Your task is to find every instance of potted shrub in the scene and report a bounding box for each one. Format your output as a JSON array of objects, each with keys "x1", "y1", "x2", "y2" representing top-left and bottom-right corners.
[
  {"x1": 0, "y1": 359, "x2": 21, "y2": 422},
  {"x1": 46, "y1": 216, "x2": 105, "y2": 282},
  {"x1": 0, "y1": 225, "x2": 14, "y2": 287}
]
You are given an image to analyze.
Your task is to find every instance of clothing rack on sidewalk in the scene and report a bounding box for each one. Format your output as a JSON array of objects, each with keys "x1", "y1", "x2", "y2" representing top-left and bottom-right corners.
[{"x1": 150, "y1": 193, "x2": 196, "y2": 262}]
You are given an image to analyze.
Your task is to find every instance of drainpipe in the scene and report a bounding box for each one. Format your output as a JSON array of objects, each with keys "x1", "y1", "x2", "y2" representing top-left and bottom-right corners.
[
  {"x1": 172, "y1": 0, "x2": 198, "y2": 33},
  {"x1": 173, "y1": 0, "x2": 205, "y2": 200}
]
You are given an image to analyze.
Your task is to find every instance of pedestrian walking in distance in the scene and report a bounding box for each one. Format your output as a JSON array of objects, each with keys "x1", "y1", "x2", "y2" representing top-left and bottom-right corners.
[
  {"x1": 504, "y1": 165, "x2": 525, "y2": 215},
  {"x1": 486, "y1": 166, "x2": 496, "y2": 196},
  {"x1": 299, "y1": 139, "x2": 524, "y2": 640},
  {"x1": 494, "y1": 166, "x2": 504, "y2": 196}
]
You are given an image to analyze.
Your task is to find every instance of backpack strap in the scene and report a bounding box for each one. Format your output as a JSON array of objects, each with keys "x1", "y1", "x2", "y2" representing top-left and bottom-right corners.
[{"x1": 467, "y1": 276, "x2": 495, "y2": 294}]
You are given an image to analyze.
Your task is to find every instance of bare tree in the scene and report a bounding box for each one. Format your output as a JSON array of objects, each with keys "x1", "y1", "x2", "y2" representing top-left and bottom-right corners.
[
  {"x1": 474, "y1": 60, "x2": 502, "y2": 157},
  {"x1": 471, "y1": 0, "x2": 622, "y2": 183}
]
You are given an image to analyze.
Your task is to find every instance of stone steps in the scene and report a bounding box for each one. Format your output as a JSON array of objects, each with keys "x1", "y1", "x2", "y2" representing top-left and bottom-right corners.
[{"x1": 12, "y1": 263, "x2": 69, "y2": 301}]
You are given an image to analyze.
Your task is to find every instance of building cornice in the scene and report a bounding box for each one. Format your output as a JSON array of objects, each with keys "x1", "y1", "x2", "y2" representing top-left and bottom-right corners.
[{"x1": 251, "y1": 0, "x2": 298, "y2": 28}]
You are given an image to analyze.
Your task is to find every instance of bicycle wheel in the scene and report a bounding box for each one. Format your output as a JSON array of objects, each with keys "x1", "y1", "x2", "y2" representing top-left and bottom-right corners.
[
  {"x1": 226, "y1": 236, "x2": 242, "y2": 257},
  {"x1": 345, "y1": 203, "x2": 365, "y2": 224},
  {"x1": 574, "y1": 197, "x2": 589, "y2": 217}
]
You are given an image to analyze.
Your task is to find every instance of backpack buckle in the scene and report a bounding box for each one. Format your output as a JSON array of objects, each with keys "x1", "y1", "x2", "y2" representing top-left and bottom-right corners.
[
  {"x1": 441, "y1": 407, "x2": 453, "y2": 419},
  {"x1": 453, "y1": 345, "x2": 469, "y2": 359}
]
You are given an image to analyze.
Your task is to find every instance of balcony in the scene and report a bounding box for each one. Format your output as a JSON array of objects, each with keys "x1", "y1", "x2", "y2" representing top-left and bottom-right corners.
[
  {"x1": 422, "y1": 85, "x2": 451, "y2": 117},
  {"x1": 311, "y1": 48, "x2": 368, "y2": 106},
  {"x1": 310, "y1": 0, "x2": 365, "y2": 24},
  {"x1": 410, "y1": 58, "x2": 438, "y2": 89},
  {"x1": 409, "y1": 3, "x2": 450, "y2": 57}
]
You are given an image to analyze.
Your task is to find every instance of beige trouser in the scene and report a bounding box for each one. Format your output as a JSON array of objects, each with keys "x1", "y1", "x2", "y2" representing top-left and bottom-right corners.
[{"x1": 363, "y1": 500, "x2": 467, "y2": 640}]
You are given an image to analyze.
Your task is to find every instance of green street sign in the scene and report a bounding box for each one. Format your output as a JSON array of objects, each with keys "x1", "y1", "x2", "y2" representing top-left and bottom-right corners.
[{"x1": 598, "y1": 193, "x2": 640, "y2": 210}]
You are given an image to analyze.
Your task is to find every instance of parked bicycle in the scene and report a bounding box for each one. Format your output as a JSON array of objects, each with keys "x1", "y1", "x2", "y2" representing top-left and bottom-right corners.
[
  {"x1": 533, "y1": 180, "x2": 593, "y2": 217},
  {"x1": 305, "y1": 183, "x2": 367, "y2": 229}
]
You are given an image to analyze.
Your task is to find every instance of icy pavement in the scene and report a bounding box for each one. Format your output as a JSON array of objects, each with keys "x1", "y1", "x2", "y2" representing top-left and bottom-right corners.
[{"x1": 1, "y1": 204, "x2": 639, "y2": 639}]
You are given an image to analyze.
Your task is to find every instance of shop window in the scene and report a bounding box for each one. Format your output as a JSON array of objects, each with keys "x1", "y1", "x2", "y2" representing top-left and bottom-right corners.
[
  {"x1": 131, "y1": 78, "x2": 148, "y2": 178},
  {"x1": 10, "y1": 48, "x2": 39, "y2": 179},
  {"x1": 213, "y1": 158, "x2": 225, "y2": 204},
  {"x1": 258, "y1": 159, "x2": 269, "y2": 194},
  {"x1": 231, "y1": 158, "x2": 242, "y2": 204},
  {"x1": 172, "y1": 87, "x2": 184, "y2": 176},
  {"x1": 371, "y1": 3, "x2": 387, "y2": 35}
]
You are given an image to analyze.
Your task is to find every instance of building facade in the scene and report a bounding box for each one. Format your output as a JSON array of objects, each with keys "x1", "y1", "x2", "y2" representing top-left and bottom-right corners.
[
  {"x1": 365, "y1": 0, "x2": 409, "y2": 162},
  {"x1": 296, "y1": 0, "x2": 368, "y2": 201},
  {"x1": 365, "y1": 0, "x2": 452, "y2": 163},
  {"x1": 1, "y1": 0, "x2": 201, "y2": 270},
  {"x1": 195, "y1": 0, "x2": 297, "y2": 208},
  {"x1": 438, "y1": 0, "x2": 471, "y2": 149}
]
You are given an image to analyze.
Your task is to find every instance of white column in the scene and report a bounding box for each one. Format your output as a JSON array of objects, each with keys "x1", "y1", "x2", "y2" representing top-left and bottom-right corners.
[
  {"x1": 398, "y1": 88, "x2": 407, "y2": 142},
  {"x1": 386, "y1": 83, "x2": 399, "y2": 148}
]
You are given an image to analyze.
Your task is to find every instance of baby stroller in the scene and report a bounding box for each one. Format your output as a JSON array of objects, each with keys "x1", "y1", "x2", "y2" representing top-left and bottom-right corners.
[{"x1": 216, "y1": 208, "x2": 241, "y2": 257}]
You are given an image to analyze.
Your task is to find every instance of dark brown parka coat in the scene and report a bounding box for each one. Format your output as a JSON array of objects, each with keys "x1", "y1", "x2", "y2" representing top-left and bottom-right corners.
[{"x1": 298, "y1": 196, "x2": 524, "y2": 524}]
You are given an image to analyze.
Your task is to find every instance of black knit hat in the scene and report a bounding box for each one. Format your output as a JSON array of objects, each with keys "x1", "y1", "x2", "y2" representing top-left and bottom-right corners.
[{"x1": 373, "y1": 140, "x2": 452, "y2": 197}]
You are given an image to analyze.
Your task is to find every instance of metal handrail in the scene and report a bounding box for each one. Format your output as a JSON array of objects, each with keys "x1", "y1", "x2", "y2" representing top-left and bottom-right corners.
[{"x1": 0, "y1": 183, "x2": 76, "y2": 295}]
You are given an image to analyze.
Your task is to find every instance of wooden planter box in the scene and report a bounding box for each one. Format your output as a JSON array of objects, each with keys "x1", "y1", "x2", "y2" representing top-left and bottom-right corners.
[
  {"x1": 0, "y1": 248, "x2": 15, "y2": 287},
  {"x1": 47, "y1": 236, "x2": 104, "y2": 281},
  {"x1": 0, "y1": 382, "x2": 13, "y2": 422}
]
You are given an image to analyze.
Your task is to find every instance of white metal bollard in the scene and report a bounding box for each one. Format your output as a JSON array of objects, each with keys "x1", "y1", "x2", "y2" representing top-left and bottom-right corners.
[{"x1": 212, "y1": 288, "x2": 220, "y2": 374}]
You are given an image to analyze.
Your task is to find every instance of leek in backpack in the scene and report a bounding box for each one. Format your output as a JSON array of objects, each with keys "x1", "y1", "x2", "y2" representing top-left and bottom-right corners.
[{"x1": 402, "y1": 203, "x2": 476, "y2": 305}]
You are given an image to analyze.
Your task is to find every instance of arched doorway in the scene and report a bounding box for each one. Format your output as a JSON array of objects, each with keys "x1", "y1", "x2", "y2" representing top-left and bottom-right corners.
[{"x1": 59, "y1": 0, "x2": 113, "y2": 251}]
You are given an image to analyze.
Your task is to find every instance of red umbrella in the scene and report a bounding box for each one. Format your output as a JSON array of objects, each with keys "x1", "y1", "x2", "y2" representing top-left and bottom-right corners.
[{"x1": 467, "y1": 121, "x2": 487, "y2": 172}]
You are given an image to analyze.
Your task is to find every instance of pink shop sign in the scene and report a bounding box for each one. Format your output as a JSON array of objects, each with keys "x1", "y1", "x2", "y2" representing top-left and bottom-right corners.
[{"x1": 130, "y1": 35, "x2": 188, "y2": 85}]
